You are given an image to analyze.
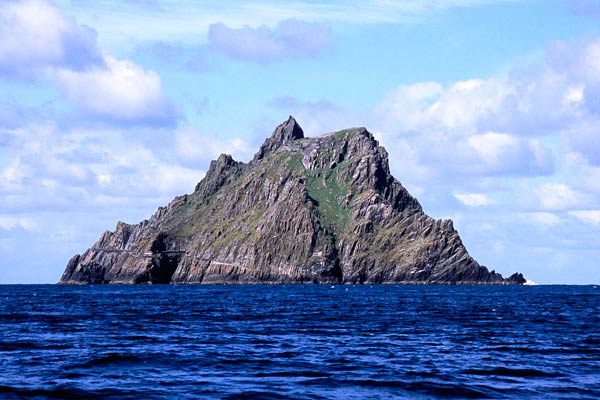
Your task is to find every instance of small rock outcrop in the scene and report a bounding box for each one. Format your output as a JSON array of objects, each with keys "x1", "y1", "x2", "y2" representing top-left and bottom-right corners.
[{"x1": 60, "y1": 117, "x2": 526, "y2": 285}]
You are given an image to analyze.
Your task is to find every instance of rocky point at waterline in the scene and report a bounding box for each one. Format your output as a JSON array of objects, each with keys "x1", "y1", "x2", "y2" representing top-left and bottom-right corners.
[{"x1": 60, "y1": 117, "x2": 526, "y2": 285}]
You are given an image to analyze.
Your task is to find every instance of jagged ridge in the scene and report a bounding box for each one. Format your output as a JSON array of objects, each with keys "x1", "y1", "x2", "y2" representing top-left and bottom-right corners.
[{"x1": 60, "y1": 117, "x2": 526, "y2": 285}]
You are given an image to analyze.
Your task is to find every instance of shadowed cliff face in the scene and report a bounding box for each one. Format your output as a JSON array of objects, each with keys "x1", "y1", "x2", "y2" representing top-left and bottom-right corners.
[{"x1": 60, "y1": 117, "x2": 526, "y2": 285}]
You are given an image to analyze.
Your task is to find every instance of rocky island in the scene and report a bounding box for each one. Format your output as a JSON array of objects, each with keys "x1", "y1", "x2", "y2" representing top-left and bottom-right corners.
[{"x1": 60, "y1": 117, "x2": 525, "y2": 285}]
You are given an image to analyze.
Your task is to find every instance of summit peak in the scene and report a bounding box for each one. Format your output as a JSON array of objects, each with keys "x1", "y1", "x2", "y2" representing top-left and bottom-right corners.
[
  {"x1": 253, "y1": 116, "x2": 305, "y2": 161},
  {"x1": 272, "y1": 115, "x2": 304, "y2": 142}
]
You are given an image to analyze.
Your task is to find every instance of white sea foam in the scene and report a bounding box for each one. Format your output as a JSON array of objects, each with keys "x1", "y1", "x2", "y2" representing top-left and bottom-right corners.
[{"x1": 524, "y1": 280, "x2": 537, "y2": 286}]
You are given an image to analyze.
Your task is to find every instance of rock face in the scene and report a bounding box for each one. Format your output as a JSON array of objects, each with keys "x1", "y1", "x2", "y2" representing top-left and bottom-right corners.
[{"x1": 60, "y1": 117, "x2": 526, "y2": 285}]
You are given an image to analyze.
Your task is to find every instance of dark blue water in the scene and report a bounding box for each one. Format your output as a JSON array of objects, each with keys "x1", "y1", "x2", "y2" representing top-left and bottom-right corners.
[{"x1": 1, "y1": 285, "x2": 599, "y2": 399}]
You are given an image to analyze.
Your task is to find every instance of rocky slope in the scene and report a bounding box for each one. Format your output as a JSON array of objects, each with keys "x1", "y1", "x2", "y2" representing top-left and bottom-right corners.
[{"x1": 60, "y1": 117, "x2": 525, "y2": 285}]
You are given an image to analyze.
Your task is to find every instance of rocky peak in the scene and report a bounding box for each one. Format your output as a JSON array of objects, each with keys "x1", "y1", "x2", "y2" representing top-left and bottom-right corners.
[
  {"x1": 213, "y1": 153, "x2": 238, "y2": 171},
  {"x1": 194, "y1": 153, "x2": 246, "y2": 200},
  {"x1": 272, "y1": 115, "x2": 304, "y2": 142},
  {"x1": 254, "y1": 116, "x2": 304, "y2": 161}
]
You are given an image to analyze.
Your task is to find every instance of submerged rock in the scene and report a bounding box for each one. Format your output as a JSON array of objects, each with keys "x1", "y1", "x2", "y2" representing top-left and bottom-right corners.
[{"x1": 60, "y1": 117, "x2": 526, "y2": 285}]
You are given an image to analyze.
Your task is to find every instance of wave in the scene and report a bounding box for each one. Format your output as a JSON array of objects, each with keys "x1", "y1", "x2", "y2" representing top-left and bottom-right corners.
[{"x1": 461, "y1": 367, "x2": 561, "y2": 378}]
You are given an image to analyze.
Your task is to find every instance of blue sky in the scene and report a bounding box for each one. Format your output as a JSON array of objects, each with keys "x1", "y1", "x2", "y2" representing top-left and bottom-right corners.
[{"x1": 1, "y1": 0, "x2": 600, "y2": 284}]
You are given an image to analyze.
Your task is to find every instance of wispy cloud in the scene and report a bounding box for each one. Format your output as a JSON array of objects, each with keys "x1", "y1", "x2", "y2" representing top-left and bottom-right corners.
[
  {"x1": 136, "y1": 18, "x2": 331, "y2": 68},
  {"x1": 208, "y1": 19, "x2": 331, "y2": 63},
  {"x1": 55, "y1": 0, "x2": 519, "y2": 44}
]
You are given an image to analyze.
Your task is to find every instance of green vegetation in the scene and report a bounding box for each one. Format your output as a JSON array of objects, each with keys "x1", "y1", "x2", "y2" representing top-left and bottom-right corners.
[
  {"x1": 285, "y1": 153, "x2": 304, "y2": 173},
  {"x1": 172, "y1": 144, "x2": 357, "y2": 249},
  {"x1": 332, "y1": 128, "x2": 357, "y2": 140},
  {"x1": 303, "y1": 161, "x2": 352, "y2": 233}
]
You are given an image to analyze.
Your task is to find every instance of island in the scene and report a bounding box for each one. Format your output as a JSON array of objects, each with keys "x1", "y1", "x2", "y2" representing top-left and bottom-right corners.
[{"x1": 60, "y1": 117, "x2": 526, "y2": 285}]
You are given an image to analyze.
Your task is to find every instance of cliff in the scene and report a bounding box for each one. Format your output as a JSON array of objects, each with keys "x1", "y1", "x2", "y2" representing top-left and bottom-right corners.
[{"x1": 60, "y1": 117, "x2": 525, "y2": 285}]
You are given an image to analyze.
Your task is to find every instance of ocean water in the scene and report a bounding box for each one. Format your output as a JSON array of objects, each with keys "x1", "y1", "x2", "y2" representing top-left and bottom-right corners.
[{"x1": 1, "y1": 285, "x2": 599, "y2": 399}]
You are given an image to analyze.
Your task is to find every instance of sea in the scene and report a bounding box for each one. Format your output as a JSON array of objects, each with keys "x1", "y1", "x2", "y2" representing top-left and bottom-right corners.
[{"x1": 1, "y1": 284, "x2": 599, "y2": 399}]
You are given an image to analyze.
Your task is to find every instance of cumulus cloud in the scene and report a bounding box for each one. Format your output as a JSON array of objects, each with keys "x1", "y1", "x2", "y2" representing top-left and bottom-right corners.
[
  {"x1": 0, "y1": 0, "x2": 104, "y2": 77},
  {"x1": 375, "y1": 78, "x2": 511, "y2": 134},
  {"x1": 208, "y1": 19, "x2": 331, "y2": 63},
  {"x1": 0, "y1": 0, "x2": 176, "y2": 125},
  {"x1": 56, "y1": 55, "x2": 176, "y2": 124},
  {"x1": 373, "y1": 81, "x2": 558, "y2": 191},
  {"x1": 371, "y1": 36, "x2": 600, "y2": 197}
]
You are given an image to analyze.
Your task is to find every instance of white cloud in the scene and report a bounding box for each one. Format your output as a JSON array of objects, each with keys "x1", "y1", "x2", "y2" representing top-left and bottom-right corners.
[
  {"x1": 374, "y1": 37, "x2": 600, "y2": 143},
  {"x1": 563, "y1": 84, "x2": 585, "y2": 106},
  {"x1": 568, "y1": 210, "x2": 600, "y2": 226},
  {"x1": 375, "y1": 78, "x2": 513, "y2": 134},
  {"x1": 0, "y1": 0, "x2": 103, "y2": 76},
  {"x1": 437, "y1": 79, "x2": 512, "y2": 131},
  {"x1": 373, "y1": 76, "x2": 557, "y2": 186},
  {"x1": 0, "y1": 1, "x2": 176, "y2": 125},
  {"x1": 467, "y1": 132, "x2": 517, "y2": 165},
  {"x1": 0, "y1": 123, "x2": 201, "y2": 212},
  {"x1": 532, "y1": 183, "x2": 579, "y2": 211},
  {"x1": 56, "y1": 55, "x2": 175, "y2": 123},
  {"x1": 0, "y1": 0, "x2": 64, "y2": 68},
  {"x1": 371, "y1": 38, "x2": 600, "y2": 188},
  {"x1": 374, "y1": 82, "x2": 443, "y2": 132},
  {"x1": 454, "y1": 193, "x2": 490, "y2": 207}
]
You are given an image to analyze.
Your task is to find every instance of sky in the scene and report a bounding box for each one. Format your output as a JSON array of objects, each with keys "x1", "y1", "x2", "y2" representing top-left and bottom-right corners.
[{"x1": 1, "y1": 0, "x2": 600, "y2": 284}]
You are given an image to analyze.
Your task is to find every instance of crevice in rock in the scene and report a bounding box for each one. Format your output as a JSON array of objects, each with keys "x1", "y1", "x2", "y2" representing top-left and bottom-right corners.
[
  {"x1": 147, "y1": 233, "x2": 181, "y2": 284},
  {"x1": 150, "y1": 254, "x2": 180, "y2": 284}
]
